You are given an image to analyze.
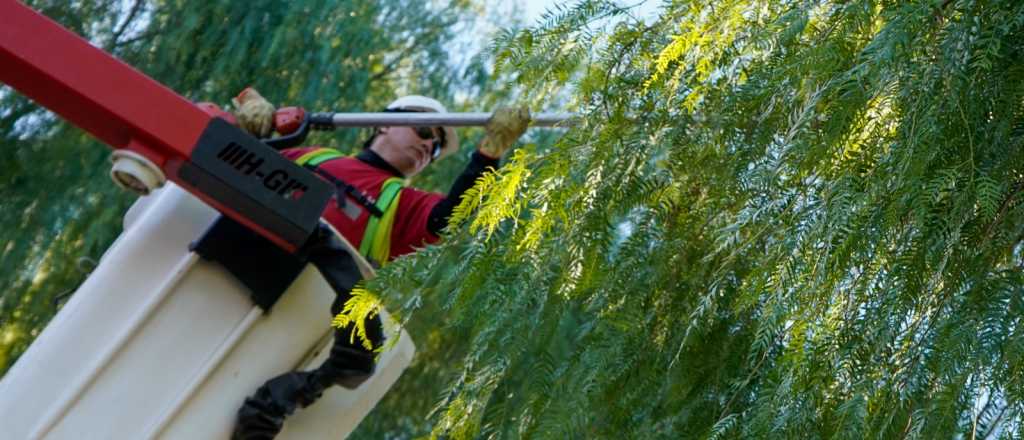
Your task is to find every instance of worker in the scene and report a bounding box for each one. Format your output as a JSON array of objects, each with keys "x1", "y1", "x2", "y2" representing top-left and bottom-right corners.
[{"x1": 229, "y1": 88, "x2": 530, "y2": 439}]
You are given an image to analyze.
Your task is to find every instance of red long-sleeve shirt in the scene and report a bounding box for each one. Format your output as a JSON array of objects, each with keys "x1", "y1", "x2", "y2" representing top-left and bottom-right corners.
[{"x1": 281, "y1": 147, "x2": 445, "y2": 260}]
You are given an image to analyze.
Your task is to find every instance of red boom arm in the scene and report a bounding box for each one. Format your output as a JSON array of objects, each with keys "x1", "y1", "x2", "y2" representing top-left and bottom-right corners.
[{"x1": 0, "y1": 0, "x2": 330, "y2": 252}]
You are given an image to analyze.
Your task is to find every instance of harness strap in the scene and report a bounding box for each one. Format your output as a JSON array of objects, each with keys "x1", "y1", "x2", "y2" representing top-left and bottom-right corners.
[
  {"x1": 303, "y1": 165, "x2": 384, "y2": 218},
  {"x1": 295, "y1": 148, "x2": 405, "y2": 264},
  {"x1": 296, "y1": 148, "x2": 383, "y2": 217},
  {"x1": 360, "y1": 177, "x2": 403, "y2": 265},
  {"x1": 296, "y1": 148, "x2": 345, "y2": 167}
]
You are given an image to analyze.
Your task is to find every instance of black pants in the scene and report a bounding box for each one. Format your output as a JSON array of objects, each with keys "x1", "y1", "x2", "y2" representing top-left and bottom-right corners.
[
  {"x1": 304, "y1": 223, "x2": 385, "y2": 386},
  {"x1": 233, "y1": 223, "x2": 384, "y2": 440}
]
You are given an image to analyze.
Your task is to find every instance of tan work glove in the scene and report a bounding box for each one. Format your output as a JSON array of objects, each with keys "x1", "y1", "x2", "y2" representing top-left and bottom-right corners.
[
  {"x1": 478, "y1": 106, "x2": 531, "y2": 159},
  {"x1": 232, "y1": 87, "x2": 276, "y2": 138}
]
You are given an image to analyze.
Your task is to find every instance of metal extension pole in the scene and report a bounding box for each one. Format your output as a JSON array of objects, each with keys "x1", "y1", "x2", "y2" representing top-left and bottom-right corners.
[{"x1": 318, "y1": 112, "x2": 576, "y2": 128}]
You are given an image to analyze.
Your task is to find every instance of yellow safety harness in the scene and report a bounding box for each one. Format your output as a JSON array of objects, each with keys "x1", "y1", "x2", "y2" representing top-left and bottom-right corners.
[{"x1": 295, "y1": 148, "x2": 404, "y2": 265}]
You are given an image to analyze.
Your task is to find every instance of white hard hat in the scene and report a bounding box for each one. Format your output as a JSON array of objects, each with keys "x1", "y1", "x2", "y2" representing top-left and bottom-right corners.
[{"x1": 386, "y1": 95, "x2": 459, "y2": 160}]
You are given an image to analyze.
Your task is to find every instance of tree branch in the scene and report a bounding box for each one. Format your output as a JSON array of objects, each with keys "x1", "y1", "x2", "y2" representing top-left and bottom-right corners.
[
  {"x1": 983, "y1": 182, "x2": 1024, "y2": 241},
  {"x1": 109, "y1": 0, "x2": 146, "y2": 50},
  {"x1": 112, "y1": 30, "x2": 158, "y2": 48},
  {"x1": 371, "y1": 52, "x2": 409, "y2": 82},
  {"x1": 971, "y1": 392, "x2": 995, "y2": 440},
  {"x1": 979, "y1": 404, "x2": 1009, "y2": 440}
]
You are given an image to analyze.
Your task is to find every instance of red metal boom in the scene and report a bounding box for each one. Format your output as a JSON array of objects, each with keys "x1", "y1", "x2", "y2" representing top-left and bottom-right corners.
[{"x1": 0, "y1": 0, "x2": 330, "y2": 252}]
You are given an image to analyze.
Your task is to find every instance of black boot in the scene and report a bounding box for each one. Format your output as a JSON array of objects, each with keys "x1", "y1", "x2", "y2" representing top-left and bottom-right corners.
[
  {"x1": 232, "y1": 371, "x2": 326, "y2": 440},
  {"x1": 318, "y1": 312, "x2": 385, "y2": 389}
]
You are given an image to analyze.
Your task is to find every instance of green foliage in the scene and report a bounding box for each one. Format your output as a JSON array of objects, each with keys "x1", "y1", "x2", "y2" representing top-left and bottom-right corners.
[
  {"x1": 7, "y1": 0, "x2": 1024, "y2": 438},
  {"x1": 361, "y1": 0, "x2": 1024, "y2": 437},
  {"x1": 332, "y1": 285, "x2": 384, "y2": 351}
]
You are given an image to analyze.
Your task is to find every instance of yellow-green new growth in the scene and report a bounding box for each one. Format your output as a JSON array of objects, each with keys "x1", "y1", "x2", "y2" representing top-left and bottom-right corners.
[
  {"x1": 448, "y1": 148, "x2": 533, "y2": 239},
  {"x1": 331, "y1": 286, "x2": 382, "y2": 351}
]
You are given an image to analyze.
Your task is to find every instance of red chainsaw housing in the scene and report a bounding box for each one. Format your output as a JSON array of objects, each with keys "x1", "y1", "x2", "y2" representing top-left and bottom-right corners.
[{"x1": 273, "y1": 107, "x2": 307, "y2": 136}]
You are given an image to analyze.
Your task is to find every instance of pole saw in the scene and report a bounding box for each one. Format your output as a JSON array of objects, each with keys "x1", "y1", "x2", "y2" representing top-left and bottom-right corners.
[
  {"x1": 215, "y1": 106, "x2": 575, "y2": 150},
  {"x1": 0, "y1": 0, "x2": 573, "y2": 252}
]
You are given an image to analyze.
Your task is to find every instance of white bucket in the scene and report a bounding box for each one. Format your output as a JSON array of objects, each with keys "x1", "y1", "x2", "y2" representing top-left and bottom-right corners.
[{"x1": 0, "y1": 184, "x2": 414, "y2": 439}]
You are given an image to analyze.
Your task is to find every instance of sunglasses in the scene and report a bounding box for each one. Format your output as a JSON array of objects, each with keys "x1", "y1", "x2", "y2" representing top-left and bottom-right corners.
[
  {"x1": 411, "y1": 126, "x2": 445, "y2": 160},
  {"x1": 383, "y1": 108, "x2": 446, "y2": 160}
]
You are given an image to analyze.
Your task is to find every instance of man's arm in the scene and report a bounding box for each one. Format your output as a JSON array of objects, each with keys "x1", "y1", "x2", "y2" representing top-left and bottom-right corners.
[
  {"x1": 425, "y1": 150, "x2": 500, "y2": 235},
  {"x1": 424, "y1": 107, "x2": 530, "y2": 236}
]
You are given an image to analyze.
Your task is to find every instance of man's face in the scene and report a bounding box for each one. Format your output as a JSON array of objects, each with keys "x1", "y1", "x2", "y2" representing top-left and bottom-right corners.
[{"x1": 369, "y1": 126, "x2": 441, "y2": 177}]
